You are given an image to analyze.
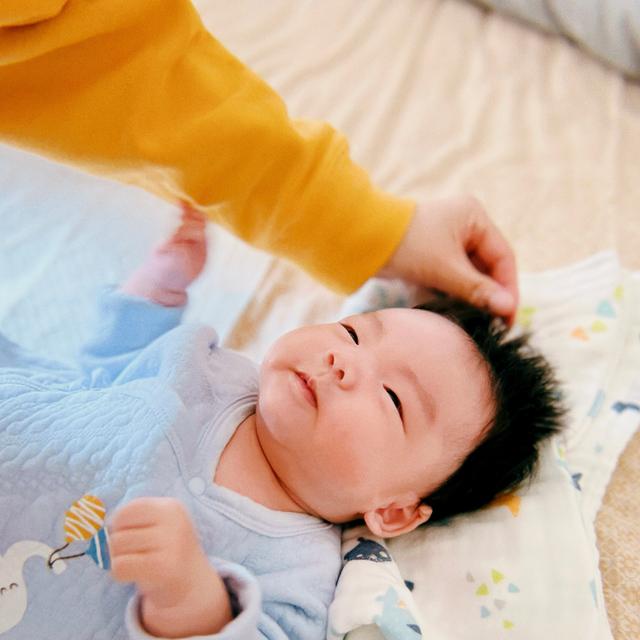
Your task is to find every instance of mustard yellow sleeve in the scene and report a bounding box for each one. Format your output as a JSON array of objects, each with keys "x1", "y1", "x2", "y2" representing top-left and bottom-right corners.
[{"x1": 0, "y1": 0, "x2": 415, "y2": 293}]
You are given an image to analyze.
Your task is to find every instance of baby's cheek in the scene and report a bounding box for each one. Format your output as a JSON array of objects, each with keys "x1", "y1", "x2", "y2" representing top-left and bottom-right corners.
[{"x1": 316, "y1": 417, "x2": 382, "y2": 488}]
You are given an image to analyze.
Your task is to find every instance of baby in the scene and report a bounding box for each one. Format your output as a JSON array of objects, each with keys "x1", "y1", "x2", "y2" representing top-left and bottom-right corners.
[{"x1": 0, "y1": 206, "x2": 562, "y2": 640}]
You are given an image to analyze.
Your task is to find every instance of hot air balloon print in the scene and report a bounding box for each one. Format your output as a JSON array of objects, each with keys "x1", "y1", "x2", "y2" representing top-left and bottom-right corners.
[
  {"x1": 48, "y1": 495, "x2": 110, "y2": 571},
  {"x1": 64, "y1": 495, "x2": 106, "y2": 542}
]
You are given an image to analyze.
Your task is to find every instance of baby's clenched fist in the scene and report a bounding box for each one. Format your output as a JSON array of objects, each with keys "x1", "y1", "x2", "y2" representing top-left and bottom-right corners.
[{"x1": 110, "y1": 497, "x2": 232, "y2": 637}]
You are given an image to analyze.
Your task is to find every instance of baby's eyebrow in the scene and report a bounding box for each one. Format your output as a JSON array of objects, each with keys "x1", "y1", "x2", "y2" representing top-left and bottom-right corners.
[
  {"x1": 366, "y1": 311, "x2": 384, "y2": 338},
  {"x1": 401, "y1": 362, "x2": 437, "y2": 424}
]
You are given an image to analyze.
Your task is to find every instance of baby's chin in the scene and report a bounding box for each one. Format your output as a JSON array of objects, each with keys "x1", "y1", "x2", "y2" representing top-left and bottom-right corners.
[{"x1": 253, "y1": 400, "x2": 299, "y2": 455}]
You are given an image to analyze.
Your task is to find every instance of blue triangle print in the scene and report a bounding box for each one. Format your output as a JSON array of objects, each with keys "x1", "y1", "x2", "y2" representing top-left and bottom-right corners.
[
  {"x1": 86, "y1": 528, "x2": 111, "y2": 570},
  {"x1": 596, "y1": 301, "x2": 615, "y2": 318}
]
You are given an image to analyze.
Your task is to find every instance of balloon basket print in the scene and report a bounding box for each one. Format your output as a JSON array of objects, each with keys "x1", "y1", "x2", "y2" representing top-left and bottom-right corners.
[{"x1": 48, "y1": 495, "x2": 111, "y2": 571}]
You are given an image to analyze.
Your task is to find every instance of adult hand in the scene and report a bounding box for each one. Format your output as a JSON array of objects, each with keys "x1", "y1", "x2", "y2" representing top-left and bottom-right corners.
[{"x1": 377, "y1": 196, "x2": 519, "y2": 325}]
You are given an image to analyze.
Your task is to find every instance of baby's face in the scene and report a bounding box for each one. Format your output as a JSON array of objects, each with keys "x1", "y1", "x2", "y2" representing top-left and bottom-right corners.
[{"x1": 255, "y1": 307, "x2": 494, "y2": 523}]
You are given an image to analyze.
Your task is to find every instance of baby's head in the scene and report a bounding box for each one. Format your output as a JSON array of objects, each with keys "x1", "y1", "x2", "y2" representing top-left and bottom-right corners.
[{"x1": 255, "y1": 297, "x2": 564, "y2": 537}]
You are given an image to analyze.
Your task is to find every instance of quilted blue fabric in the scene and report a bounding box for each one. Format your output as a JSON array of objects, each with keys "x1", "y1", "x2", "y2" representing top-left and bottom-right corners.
[{"x1": 0, "y1": 290, "x2": 340, "y2": 640}]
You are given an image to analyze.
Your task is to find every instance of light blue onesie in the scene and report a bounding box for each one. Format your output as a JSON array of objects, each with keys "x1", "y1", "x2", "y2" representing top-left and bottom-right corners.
[{"x1": 0, "y1": 289, "x2": 341, "y2": 640}]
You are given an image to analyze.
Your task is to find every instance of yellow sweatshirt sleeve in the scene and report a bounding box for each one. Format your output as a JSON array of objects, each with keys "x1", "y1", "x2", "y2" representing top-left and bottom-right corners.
[{"x1": 0, "y1": 0, "x2": 415, "y2": 293}]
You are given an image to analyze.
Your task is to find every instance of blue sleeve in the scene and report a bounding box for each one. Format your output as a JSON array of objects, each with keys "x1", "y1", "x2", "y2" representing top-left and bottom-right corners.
[{"x1": 77, "y1": 287, "x2": 184, "y2": 382}]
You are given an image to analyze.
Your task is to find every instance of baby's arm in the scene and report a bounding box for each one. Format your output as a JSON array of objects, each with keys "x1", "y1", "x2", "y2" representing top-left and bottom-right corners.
[
  {"x1": 112, "y1": 497, "x2": 338, "y2": 639},
  {"x1": 110, "y1": 498, "x2": 233, "y2": 638},
  {"x1": 121, "y1": 204, "x2": 207, "y2": 307}
]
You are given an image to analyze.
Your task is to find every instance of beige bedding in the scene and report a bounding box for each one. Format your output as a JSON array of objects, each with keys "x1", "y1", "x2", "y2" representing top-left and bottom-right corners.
[{"x1": 196, "y1": 1, "x2": 640, "y2": 635}]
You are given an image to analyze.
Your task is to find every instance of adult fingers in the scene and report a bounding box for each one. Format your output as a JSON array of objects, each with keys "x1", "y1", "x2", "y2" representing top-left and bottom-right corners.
[
  {"x1": 438, "y1": 254, "x2": 516, "y2": 323},
  {"x1": 467, "y1": 218, "x2": 519, "y2": 312}
]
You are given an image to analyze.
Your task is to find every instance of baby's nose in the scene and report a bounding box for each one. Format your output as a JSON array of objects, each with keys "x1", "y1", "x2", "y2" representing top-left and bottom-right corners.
[
  {"x1": 326, "y1": 351, "x2": 355, "y2": 388},
  {"x1": 327, "y1": 353, "x2": 344, "y2": 379}
]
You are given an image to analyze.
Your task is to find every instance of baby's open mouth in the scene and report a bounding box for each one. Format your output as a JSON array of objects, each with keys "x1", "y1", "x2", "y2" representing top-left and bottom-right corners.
[{"x1": 295, "y1": 371, "x2": 317, "y2": 407}]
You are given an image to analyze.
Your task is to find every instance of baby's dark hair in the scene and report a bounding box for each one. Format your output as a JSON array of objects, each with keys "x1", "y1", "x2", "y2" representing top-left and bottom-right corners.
[{"x1": 415, "y1": 297, "x2": 565, "y2": 524}]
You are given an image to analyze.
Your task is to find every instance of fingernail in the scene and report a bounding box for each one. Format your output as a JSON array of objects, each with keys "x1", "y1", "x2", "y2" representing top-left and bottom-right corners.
[{"x1": 489, "y1": 289, "x2": 514, "y2": 314}]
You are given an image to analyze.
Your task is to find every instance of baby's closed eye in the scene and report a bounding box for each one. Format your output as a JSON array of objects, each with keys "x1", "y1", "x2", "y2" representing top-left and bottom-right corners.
[
  {"x1": 385, "y1": 387, "x2": 402, "y2": 418},
  {"x1": 340, "y1": 323, "x2": 359, "y2": 344}
]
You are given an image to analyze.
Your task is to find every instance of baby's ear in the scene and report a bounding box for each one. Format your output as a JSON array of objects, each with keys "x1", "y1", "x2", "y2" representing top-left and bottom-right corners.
[{"x1": 363, "y1": 502, "x2": 432, "y2": 538}]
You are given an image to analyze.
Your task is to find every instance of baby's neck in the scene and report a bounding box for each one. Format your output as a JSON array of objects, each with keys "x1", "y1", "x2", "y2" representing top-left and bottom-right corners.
[{"x1": 214, "y1": 413, "x2": 306, "y2": 514}]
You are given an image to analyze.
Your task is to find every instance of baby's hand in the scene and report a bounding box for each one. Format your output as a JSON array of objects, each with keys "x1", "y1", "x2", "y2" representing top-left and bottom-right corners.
[
  {"x1": 110, "y1": 497, "x2": 232, "y2": 637},
  {"x1": 120, "y1": 203, "x2": 208, "y2": 306}
]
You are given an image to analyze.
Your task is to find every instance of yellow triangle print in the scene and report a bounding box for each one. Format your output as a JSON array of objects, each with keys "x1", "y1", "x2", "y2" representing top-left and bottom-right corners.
[
  {"x1": 590, "y1": 320, "x2": 607, "y2": 333},
  {"x1": 503, "y1": 620, "x2": 515, "y2": 629},
  {"x1": 476, "y1": 583, "x2": 489, "y2": 596},
  {"x1": 517, "y1": 306, "x2": 536, "y2": 329},
  {"x1": 489, "y1": 493, "x2": 521, "y2": 517},
  {"x1": 614, "y1": 285, "x2": 624, "y2": 301},
  {"x1": 491, "y1": 569, "x2": 504, "y2": 584}
]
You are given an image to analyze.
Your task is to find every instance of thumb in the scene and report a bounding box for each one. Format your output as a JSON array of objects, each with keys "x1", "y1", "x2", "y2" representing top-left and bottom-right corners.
[{"x1": 440, "y1": 262, "x2": 516, "y2": 321}]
